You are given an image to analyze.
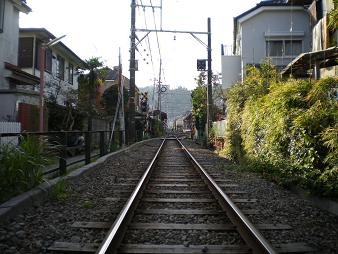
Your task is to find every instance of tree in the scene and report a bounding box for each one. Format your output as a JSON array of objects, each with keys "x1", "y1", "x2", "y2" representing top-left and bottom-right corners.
[
  {"x1": 46, "y1": 88, "x2": 83, "y2": 131},
  {"x1": 192, "y1": 72, "x2": 224, "y2": 130},
  {"x1": 77, "y1": 57, "x2": 107, "y2": 130},
  {"x1": 102, "y1": 84, "x2": 129, "y2": 116},
  {"x1": 191, "y1": 72, "x2": 207, "y2": 131}
]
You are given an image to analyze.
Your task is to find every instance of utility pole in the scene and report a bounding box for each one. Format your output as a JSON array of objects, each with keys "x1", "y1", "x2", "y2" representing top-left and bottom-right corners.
[
  {"x1": 118, "y1": 49, "x2": 126, "y2": 146},
  {"x1": 157, "y1": 59, "x2": 162, "y2": 112},
  {"x1": 131, "y1": 1, "x2": 212, "y2": 144},
  {"x1": 206, "y1": 17, "x2": 212, "y2": 146},
  {"x1": 128, "y1": 0, "x2": 136, "y2": 143}
]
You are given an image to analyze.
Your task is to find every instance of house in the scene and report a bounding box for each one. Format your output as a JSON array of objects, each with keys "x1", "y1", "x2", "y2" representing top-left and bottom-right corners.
[
  {"x1": 0, "y1": 0, "x2": 40, "y2": 126},
  {"x1": 18, "y1": 28, "x2": 85, "y2": 106},
  {"x1": 174, "y1": 111, "x2": 192, "y2": 132},
  {"x1": 281, "y1": 0, "x2": 337, "y2": 79},
  {"x1": 103, "y1": 66, "x2": 141, "y2": 113},
  {"x1": 222, "y1": 0, "x2": 312, "y2": 88}
]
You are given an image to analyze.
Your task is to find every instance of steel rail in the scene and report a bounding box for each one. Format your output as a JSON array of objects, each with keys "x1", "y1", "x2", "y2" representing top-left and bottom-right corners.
[
  {"x1": 177, "y1": 138, "x2": 277, "y2": 254},
  {"x1": 96, "y1": 138, "x2": 166, "y2": 254}
]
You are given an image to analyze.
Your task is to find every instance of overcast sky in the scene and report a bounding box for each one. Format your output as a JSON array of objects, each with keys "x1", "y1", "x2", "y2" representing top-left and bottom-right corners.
[{"x1": 20, "y1": 0, "x2": 256, "y2": 90}]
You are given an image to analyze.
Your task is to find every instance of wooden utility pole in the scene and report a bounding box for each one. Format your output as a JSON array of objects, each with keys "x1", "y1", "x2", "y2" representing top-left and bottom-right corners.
[
  {"x1": 118, "y1": 49, "x2": 126, "y2": 146},
  {"x1": 128, "y1": 0, "x2": 136, "y2": 143},
  {"x1": 206, "y1": 17, "x2": 212, "y2": 146}
]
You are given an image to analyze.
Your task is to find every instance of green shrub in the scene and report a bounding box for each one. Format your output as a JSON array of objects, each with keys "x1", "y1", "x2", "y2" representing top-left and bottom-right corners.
[
  {"x1": 0, "y1": 135, "x2": 55, "y2": 202},
  {"x1": 222, "y1": 64, "x2": 338, "y2": 197}
]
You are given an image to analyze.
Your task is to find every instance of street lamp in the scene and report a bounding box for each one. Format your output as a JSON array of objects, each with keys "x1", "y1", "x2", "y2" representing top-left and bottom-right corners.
[{"x1": 39, "y1": 35, "x2": 66, "y2": 132}]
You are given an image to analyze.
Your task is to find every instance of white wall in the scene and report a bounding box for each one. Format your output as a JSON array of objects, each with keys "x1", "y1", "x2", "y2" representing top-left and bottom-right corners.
[
  {"x1": 0, "y1": 0, "x2": 20, "y2": 89},
  {"x1": 221, "y1": 55, "x2": 241, "y2": 89},
  {"x1": 239, "y1": 7, "x2": 311, "y2": 68}
]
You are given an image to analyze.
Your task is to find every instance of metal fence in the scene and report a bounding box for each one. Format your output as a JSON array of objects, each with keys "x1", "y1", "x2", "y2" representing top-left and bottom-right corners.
[
  {"x1": 0, "y1": 130, "x2": 123, "y2": 177},
  {"x1": 0, "y1": 122, "x2": 21, "y2": 146}
]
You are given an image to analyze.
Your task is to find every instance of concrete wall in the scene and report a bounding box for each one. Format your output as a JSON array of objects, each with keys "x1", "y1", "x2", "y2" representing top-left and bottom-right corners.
[
  {"x1": 221, "y1": 55, "x2": 241, "y2": 88},
  {"x1": 0, "y1": 0, "x2": 20, "y2": 89},
  {"x1": 239, "y1": 7, "x2": 311, "y2": 68},
  {"x1": 0, "y1": 94, "x2": 17, "y2": 121},
  {"x1": 0, "y1": 91, "x2": 39, "y2": 121}
]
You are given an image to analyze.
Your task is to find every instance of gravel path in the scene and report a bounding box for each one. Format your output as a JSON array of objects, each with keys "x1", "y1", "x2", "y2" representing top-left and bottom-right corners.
[
  {"x1": 0, "y1": 139, "x2": 162, "y2": 254},
  {"x1": 182, "y1": 139, "x2": 338, "y2": 253}
]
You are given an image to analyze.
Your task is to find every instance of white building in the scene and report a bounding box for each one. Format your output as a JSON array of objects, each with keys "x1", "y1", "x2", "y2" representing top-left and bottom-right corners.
[
  {"x1": 0, "y1": 0, "x2": 40, "y2": 124},
  {"x1": 222, "y1": 0, "x2": 312, "y2": 88},
  {"x1": 19, "y1": 28, "x2": 85, "y2": 106}
]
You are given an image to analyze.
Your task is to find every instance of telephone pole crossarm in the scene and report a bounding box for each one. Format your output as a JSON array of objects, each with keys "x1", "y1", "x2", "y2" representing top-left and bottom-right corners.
[
  {"x1": 136, "y1": 4, "x2": 161, "y2": 8},
  {"x1": 135, "y1": 32, "x2": 151, "y2": 48},
  {"x1": 136, "y1": 28, "x2": 209, "y2": 35}
]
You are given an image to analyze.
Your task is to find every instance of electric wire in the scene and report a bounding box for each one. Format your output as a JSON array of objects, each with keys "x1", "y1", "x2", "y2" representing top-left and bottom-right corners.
[
  {"x1": 138, "y1": 0, "x2": 157, "y2": 107},
  {"x1": 150, "y1": 0, "x2": 167, "y2": 86}
]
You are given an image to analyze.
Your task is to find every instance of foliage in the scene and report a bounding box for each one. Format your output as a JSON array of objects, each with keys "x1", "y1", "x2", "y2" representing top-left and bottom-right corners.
[
  {"x1": 328, "y1": 0, "x2": 338, "y2": 32},
  {"x1": 50, "y1": 178, "x2": 69, "y2": 202},
  {"x1": 0, "y1": 136, "x2": 55, "y2": 202},
  {"x1": 223, "y1": 60, "x2": 279, "y2": 161},
  {"x1": 46, "y1": 101, "x2": 84, "y2": 131},
  {"x1": 191, "y1": 73, "x2": 207, "y2": 131},
  {"x1": 78, "y1": 57, "x2": 107, "y2": 117},
  {"x1": 222, "y1": 60, "x2": 338, "y2": 196},
  {"x1": 102, "y1": 85, "x2": 129, "y2": 116},
  {"x1": 152, "y1": 119, "x2": 165, "y2": 137}
]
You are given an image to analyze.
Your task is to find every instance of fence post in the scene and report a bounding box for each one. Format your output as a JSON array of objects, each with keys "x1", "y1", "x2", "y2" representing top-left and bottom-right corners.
[
  {"x1": 119, "y1": 131, "x2": 123, "y2": 148},
  {"x1": 100, "y1": 131, "x2": 106, "y2": 157},
  {"x1": 59, "y1": 132, "x2": 67, "y2": 175},
  {"x1": 85, "y1": 131, "x2": 91, "y2": 164}
]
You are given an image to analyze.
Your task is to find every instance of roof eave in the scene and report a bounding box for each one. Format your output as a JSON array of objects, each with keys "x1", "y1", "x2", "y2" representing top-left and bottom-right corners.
[
  {"x1": 11, "y1": 0, "x2": 31, "y2": 14},
  {"x1": 19, "y1": 28, "x2": 86, "y2": 67}
]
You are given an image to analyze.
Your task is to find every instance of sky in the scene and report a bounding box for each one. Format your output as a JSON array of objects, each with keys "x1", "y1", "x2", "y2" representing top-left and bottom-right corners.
[{"x1": 20, "y1": 0, "x2": 256, "y2": 90}]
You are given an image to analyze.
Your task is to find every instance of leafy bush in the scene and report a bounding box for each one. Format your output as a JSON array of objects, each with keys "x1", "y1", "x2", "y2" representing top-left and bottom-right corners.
[
  {"x1": 222, "y1": 62, "x2": 338, "y2": 197},
  {"x1": 0, "y1": 136, "x2": 55, "y2": 202}
]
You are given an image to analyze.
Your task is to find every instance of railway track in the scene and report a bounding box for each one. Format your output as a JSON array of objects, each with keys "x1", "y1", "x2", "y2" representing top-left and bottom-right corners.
[{"x1": 49, "y1": 137, "x2": 314, "y2": 254}]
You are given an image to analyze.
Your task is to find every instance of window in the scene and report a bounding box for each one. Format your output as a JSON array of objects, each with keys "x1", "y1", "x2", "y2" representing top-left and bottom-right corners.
[
  {"x1": 285, "y1": 40, "x2": 302, "y2": 56},
  {"x1": 35, "y1": 40, "x2": 52, "y2": 72},
  {"x1": 18, "y1": 37, "x2": 34, "y2": 68},
  {"x1": 0, "y1": 0, "x2": 4, "y2": 33},
  {"x1": 68, "y1": 63, "x2": 73, "y2": 84},
  {"x1": 266, "y1": 40, "x2": 302, "y2": 57},
  {"x1": 266, "y1": 41, "x2": 283, "y2": 57},
  {"x1": 57, "y1": 55, "x2": 65, "y2": 80},
  {"x1": 45, "y1": 48, "x2": 52, "y2": 73}
]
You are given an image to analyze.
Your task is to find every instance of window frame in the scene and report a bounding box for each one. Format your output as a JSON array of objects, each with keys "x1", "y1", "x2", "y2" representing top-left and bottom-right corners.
[
  {"x1": 18, "y1": 37, "x2": 34, "y2": 68},
  {"x1": 68, "y1": 63, "x2": 74, "y2": 85},
  {"x1": 45, "y1": 48, "x2": 52, "y2": 73},
  {"x1": 0, "y1": 0, "x2": 5, "y2": 33},
  {"x1": 266, "y1": 39, "x2": 303, "y2": 57},
  {"x1": 56, "y1": 55, "x2": 65, "y2": 80}
]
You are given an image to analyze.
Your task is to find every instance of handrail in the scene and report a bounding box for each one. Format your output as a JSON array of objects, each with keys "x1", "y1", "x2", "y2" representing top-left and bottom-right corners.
[
  {"x1": 0, "y1": 130, "x2": 111, "y2": 137},
  {"x1": 177, "y1": 139, "x2": 277, "y2": 254},
  {"x1": 96, "y1": 138, "x2": 166, "y2": 254}
]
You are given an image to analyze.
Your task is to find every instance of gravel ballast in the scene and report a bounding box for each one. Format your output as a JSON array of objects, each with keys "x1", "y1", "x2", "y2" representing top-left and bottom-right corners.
[
  {"x1": 0, "y1": 139, "x2": 162, "y2": 254},
  {"x1": 182, "y1": 139, "x2": 338, "y2": 253},
  {"x1": 0, "y1": 138, "x2": 337, "y2": 253}
]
